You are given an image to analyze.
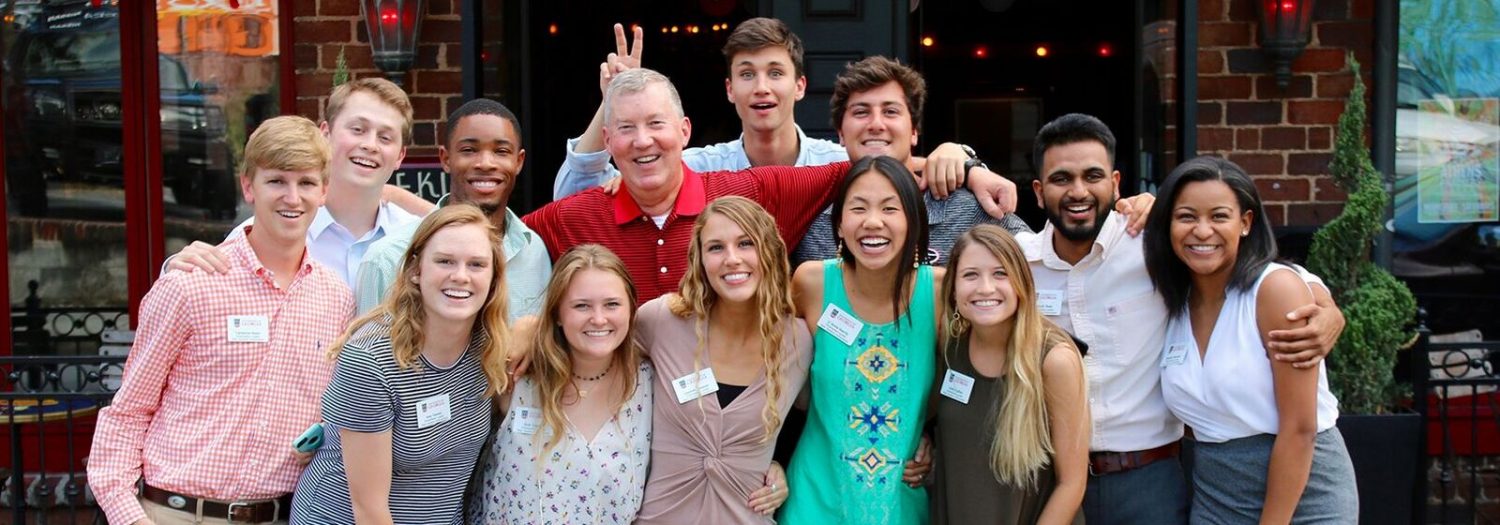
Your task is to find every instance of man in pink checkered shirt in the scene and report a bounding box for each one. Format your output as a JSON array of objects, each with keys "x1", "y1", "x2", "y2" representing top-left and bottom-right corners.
[{"x1": 88, "y1": 116, "x2": 355, "y2": 525}]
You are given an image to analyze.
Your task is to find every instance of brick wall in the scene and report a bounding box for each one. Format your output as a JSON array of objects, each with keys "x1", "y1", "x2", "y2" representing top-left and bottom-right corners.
[
  {"x1": 1196, "y1": 0, "x2": 1374, "y2": 227},
  {"x1": 292, "y1": 0, "x2": 466, "y2": 158}
]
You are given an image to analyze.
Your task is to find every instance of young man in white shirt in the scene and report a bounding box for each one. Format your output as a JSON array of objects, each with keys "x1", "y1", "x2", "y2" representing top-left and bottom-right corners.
[
  {"x1": 1017, "y1": 113, "x2": 1346, "y2": 525},
  {"x1": 552, "y1": 18, "x2": 849, "y2": 199},
  {"x1": 164, "y1": 78, "x2": 430, "y2": 286}
]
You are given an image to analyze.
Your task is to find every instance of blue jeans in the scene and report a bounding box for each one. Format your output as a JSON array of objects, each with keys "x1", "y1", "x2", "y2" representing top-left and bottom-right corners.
[{"x1": 1083, "y1": 456, "x2": 1190, "y2": 525}]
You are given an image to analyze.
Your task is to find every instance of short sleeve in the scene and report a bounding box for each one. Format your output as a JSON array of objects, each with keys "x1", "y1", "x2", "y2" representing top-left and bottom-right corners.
[{"x1": 322, "y1": 342, "x2": 394, "y2": 433}]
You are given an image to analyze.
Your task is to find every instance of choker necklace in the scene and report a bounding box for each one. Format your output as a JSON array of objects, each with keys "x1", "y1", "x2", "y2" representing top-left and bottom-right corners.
[{"x1": 573, "y1": 362, "x2": 613, "y2": 382}]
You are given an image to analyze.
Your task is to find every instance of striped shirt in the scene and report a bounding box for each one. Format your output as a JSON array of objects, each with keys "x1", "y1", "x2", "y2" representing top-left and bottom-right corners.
[
  {"x1": 522, "y1": 161, "x2": 850, "y2": 301},
  {"x1": 290, "y1": 321, "x2": 492, "y2": 525},
  {"x1": 88, "y1": 231, "x2": 353, "y2": 525}
]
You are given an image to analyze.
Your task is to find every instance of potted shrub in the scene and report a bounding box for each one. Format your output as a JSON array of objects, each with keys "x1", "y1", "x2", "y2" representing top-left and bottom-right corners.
[{"x1": 1305, "y1": 55, "x2": 1421, "y2": 524}]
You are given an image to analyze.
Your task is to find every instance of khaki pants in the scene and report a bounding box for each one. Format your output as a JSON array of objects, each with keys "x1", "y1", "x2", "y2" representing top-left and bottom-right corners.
[{"x1": 139, "y1": 496, "x2": 289, "y2": 525}]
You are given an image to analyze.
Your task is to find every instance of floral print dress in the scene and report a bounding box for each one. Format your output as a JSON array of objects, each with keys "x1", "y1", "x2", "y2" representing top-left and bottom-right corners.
[{"x1": 475, "y1": 361, "x2": 654, "y2": 525}]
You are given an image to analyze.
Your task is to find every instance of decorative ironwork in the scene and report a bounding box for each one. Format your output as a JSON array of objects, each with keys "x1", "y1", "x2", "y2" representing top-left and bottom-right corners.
[
  {"x1": 2, "y1": 356, "x2": 125, "y2": 523},
  {"x1": 1413, "y1": 311, "x2": 1500, "y2": 523}
]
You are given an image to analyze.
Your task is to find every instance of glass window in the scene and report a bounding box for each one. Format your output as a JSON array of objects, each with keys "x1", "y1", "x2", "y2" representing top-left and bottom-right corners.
[
  {"x1": 5, "y1": 1, "x2": 133, "y2": 356},
  {"x1": 157, "y1": 0, "x2": 281, "y2": 254},
  {"x1": 1395, "y1": 0, "x2": 1500, "y2": 334}
]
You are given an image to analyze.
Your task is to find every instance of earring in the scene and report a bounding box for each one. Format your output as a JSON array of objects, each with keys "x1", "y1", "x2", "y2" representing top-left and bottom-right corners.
[
  {"x1": 913, "y1": 248, "x2": 921, "y2": 269},
  {"x1": 1241, "y1": 230, "x2": 1249, "y2": 237},
  {"x1": 410, "y1": 275, "x2": 419, "y2": 284}
]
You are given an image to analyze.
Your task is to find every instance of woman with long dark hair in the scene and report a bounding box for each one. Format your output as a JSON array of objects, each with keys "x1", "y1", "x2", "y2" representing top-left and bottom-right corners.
[
  {"x1": 1142, "y1": 156, "x2": 1357, "y2": 524},
  {"x1": 780, "y1": 155, "x2": 940, "y2": 524}
]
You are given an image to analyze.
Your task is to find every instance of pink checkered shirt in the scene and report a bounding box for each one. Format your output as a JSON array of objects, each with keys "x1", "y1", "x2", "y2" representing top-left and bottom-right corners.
[{"x1": 88, "y1": 233, "x2": 354, "y2": 525}]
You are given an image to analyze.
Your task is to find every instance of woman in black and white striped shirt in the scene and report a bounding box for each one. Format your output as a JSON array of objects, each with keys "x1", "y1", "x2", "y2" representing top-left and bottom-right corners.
[{"x1": 291, "y1": 205, "x2": 511, "y2": 524}]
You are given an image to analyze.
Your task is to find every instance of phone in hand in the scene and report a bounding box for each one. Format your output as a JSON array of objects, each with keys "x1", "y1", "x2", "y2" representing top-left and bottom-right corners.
[{"x1": 293, "y1": 422, "x2": 325, "y2": 453}]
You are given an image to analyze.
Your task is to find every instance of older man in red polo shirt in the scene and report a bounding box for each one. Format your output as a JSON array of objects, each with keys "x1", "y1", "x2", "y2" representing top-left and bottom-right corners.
[{"x1": 523, "y1": 67, "x2": 1014, "y2": 300}]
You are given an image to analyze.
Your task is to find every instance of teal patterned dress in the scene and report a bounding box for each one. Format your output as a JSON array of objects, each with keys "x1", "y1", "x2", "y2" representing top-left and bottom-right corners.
[{"x1": 780, "y1": 260, "x2": 936, "y2": 525}]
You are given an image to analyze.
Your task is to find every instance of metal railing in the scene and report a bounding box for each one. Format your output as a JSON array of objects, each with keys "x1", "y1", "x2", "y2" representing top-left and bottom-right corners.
[
  {"x1": 1413, "y1": 319, "x2": 1500, "y2": 524},
  {"x1": 1, "y1": 355, "x2": 124, "y2": 525}
]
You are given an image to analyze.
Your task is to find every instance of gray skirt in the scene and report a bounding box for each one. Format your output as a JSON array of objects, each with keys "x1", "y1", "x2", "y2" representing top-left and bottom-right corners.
[{"x1": 1189, "y1": 428, "x2": 1358, "y2": 524}]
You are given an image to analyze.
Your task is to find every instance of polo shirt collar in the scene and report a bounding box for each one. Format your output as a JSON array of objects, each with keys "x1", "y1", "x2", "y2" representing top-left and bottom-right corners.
[{"x1": 613, "y1": 162, "x2": 706, "y2": 225}]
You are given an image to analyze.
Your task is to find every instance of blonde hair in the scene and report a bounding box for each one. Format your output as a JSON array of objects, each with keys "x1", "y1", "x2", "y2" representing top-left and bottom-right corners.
[
  {"x1": 667, "y1": 197, "x2": 793, "y2": 443},
  {"x1": 940, "y1": 224, "x2": 1085, "y2": 488},
  {"x1": 239, "y1": 115, "x2": 331, "y2": 183},
  {"x1": 328, "y1": 205, "x2": 510, "y2": 396},
  {"x1": 531, "y1": 245, "x2": 643, "y2": 453},
  {"x1": 325, "y1": 77, "x2": 415, "y2": 145}
]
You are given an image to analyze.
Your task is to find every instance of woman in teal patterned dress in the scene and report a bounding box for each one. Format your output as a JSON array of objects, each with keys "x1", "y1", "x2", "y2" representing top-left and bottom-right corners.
[{"x1": 782, "y1": 156, "x2": 941, "y2": 524}]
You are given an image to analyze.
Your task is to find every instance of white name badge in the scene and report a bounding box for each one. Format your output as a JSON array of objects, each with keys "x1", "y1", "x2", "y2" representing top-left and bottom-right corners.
[
  {"x1": 1161, "y1": 344, "x2": 1190, "y2": 368},
  {"x1": 672, "y1": 368, "x2": 720, "y2": 404},
  {"x1": 816, "y1": 303, "x2": 864, "y2": 346},
  {"x1": 1037, "y1": 290, "x2": 1064, "y2": 317},
  {"x1": 226, "y1": 315, "x2": 270, "y2": 343},
  {"x1": 939, "y1": 369, "x2": 975, "y2": 404},
  {"x1": 511, "y1": 406, "x2": 541, "y2": 435},
  {"x1": 414, "y1": 394, "x2": 452, "y2": 429}
]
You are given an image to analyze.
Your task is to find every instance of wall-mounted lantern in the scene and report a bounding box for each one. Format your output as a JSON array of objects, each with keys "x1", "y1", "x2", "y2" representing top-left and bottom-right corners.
[
  {"x1": 1257, "y1": 0, "x2": 1315, "y2": 88},
  {"x1": 361, "y1": 0, "x2": 425, "y2": 86}
]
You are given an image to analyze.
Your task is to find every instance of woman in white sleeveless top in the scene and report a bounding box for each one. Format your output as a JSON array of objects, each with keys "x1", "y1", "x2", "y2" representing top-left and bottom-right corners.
[{"x1": 1142, "y1": 156, "x2": 1356, "y2": 524}]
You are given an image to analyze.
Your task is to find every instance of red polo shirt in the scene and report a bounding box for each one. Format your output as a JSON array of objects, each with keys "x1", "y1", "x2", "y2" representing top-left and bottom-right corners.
[{"x1": 523, "y1": 161, "x2": 850, "y2": 301}]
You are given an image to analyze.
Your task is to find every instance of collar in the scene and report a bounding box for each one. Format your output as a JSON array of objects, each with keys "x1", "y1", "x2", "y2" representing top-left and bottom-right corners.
[
  {"x1": 790, "y1": 124, "x2": 817, "y2": 165},
  {"x1": 230, "y1": 226, "x2": 315, "y2": 281},
  {"x1": 613, "y1": 163, "x2": 706, "y2": 225},
  {"x1": 308, "y1": 203, "x2": 399, "y2": 240},
  {"x1": 435, "y1": 193, "x2": 534, "y2": 260},
  {"x1": 1034, "y1": 211, "x2": 1125, "y2": 269}
]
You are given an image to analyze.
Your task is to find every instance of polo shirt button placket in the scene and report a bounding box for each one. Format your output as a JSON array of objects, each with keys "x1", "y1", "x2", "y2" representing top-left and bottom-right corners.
[
  {"x1": 657, "y1": 239, "x2": 664, "y2": 246},
  {"x1": 659, "y1": 266, "x2": 668, "y2": 274}
]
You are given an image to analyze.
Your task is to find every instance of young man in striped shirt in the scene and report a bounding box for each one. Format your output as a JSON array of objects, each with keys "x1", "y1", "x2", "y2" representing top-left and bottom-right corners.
[{"x1": 88, "y1": 116, "x2": 355, "y2": 525}]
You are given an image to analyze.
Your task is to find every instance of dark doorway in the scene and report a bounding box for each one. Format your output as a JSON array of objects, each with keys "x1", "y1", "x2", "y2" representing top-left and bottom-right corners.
[{"x1": 913, "y1": 0, "x2": 1138, "y2": 230}]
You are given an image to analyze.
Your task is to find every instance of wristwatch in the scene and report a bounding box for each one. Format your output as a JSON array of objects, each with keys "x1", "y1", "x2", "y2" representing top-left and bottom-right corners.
[{"x1": 960, "y1": 144, "x2": 987, "y2": 176}]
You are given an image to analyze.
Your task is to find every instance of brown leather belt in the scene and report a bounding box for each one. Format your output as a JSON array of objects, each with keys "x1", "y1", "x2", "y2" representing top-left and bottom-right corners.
[
  {"x1": 1088, "y1": 442, "x2": 1181, "y2": 476},
  {"x1": 142, "y1": 484, "x2": 291, "y2": 523}
]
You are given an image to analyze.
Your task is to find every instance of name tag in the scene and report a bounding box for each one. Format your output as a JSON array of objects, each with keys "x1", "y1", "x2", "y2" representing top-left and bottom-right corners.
[
  {"x1": 939, "y1": 369, "x2": 975, "y2": 404},
  {"x1": 1037, "y1": 290, "x2": 1064, "y2": 317},
  {"x1": 414, "y1": 394, "x2": 452, "y2": 429},
  {"x1": 816, "y1": 304, "x2": 864, "y2": 346},
  {"x1": 672, "y1": 368, "x2": 720, "y2": 404},
  {"x1": 1161, "y1": 344, "x2": 1190, "y2": 368},
  {"x1": 226, "y1": 315, "x2": 270, "y2": 343},
  {"x1": 510, "y1": 406, "x2": 541, "y2": 435}
]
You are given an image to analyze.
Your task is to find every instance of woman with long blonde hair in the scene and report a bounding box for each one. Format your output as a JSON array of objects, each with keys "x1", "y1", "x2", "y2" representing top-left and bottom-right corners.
[
  {"x1": 932, "y1": 224, "x2": 1089, "y2": 525},
  {"x1": 634, "y1": 196, "x2": 808, "y2": 523},
  {"x1": 292, "y1": 204, "x2": 510, "y2": 524},
  {"x1": 476, "y1": 244, "x2": 653, "y2": 524}
]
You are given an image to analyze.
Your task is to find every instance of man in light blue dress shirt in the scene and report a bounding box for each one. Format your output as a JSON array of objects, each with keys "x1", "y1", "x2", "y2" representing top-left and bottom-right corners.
[
  {"x1": 553, "y1": 18, "x2": 849, "y2": 199},
  {"x1": 354, "y1": 99, "x2": 550, "y2": 319}
]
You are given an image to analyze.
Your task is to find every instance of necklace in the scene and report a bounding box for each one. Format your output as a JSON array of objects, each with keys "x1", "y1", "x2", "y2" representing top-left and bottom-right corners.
[{"x1": 572, "y1": 361, "x2": 613, "y2": 382}]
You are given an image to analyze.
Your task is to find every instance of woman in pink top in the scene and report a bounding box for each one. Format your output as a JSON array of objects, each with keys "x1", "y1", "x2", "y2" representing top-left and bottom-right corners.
[{"x1": 633, "y1": 196, "x2": 808, "y2": 523}]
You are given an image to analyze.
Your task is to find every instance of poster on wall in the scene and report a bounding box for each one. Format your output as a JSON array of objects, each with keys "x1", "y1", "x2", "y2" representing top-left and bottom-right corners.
[{"x1": 1416, "y1": 98, "x2": 1500, "y2": 223}]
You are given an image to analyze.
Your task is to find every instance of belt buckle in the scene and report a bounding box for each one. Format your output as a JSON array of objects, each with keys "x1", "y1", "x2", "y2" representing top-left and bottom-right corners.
[{"x1": 226, "y1": 501, "x2": 256, "y2": 524}]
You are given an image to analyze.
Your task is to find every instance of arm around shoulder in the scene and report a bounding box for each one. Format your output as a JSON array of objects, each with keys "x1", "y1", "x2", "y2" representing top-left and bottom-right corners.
[{"x1": 1037, "y1": 341, "x2": 1089, "y2": 525}]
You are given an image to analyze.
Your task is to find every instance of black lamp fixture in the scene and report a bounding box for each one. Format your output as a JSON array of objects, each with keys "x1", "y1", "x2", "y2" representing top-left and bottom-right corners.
[
  {"x1": 1257, "y1": 0, "x2": 1315, "y2": 88},
  {"x1": 361, "y1": 0, "x2": 426, "y2": 86}
]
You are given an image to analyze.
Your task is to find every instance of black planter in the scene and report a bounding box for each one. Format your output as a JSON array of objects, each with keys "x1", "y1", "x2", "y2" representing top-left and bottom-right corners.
[{"x1": 1337, "y1": 413, "x2": 1423, "y2": 525}]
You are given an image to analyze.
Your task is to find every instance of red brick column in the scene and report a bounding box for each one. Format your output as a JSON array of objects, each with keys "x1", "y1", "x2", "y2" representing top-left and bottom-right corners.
[{"x1": 1195, "y1": 0, "x2": 1373, "y2": 227}]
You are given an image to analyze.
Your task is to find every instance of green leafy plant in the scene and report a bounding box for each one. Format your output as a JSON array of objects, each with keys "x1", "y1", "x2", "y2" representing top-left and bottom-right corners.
[
  {"x1": 333, "y1": 46, "x2": 350, "y2": 87},
  {"x1": 1305, "y1": 55, "x2": 1418, "y2": 414}
]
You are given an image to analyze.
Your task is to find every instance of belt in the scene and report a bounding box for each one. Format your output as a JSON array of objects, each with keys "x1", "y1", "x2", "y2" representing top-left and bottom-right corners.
[
  {"x1": 141, "y1": 484, "x2": 291, "y2": 523},
  {"x1": 1088, "y1": 442, "x2": 1180, "y2": 476}
]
